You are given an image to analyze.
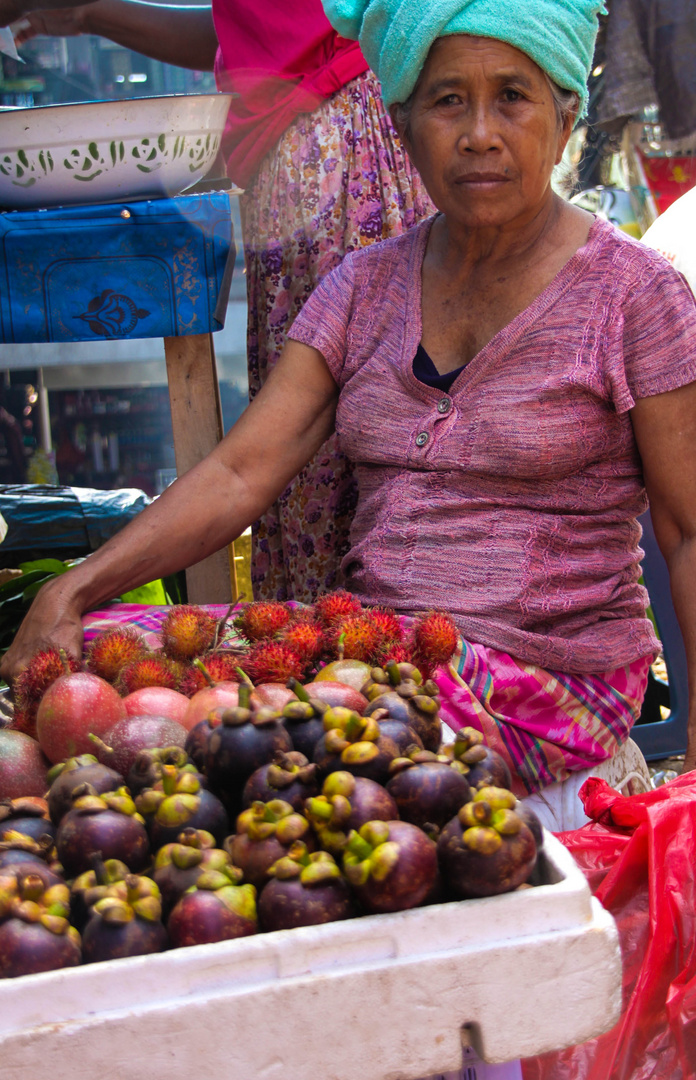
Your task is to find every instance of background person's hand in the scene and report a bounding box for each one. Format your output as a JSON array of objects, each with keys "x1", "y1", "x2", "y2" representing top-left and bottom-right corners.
[{"x1": 12, "y1": 6, "x2": 90, "y2": 41}]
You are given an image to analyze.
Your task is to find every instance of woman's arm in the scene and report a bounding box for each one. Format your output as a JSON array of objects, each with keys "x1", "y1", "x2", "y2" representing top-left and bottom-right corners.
[
  {"x1": 4, "y1": 0, "x2": 217, "y2": 71},
  {"x1": 631, "y1": 379, "x2": 696, "y2": 773},
  {"x1": 0, "y1": 341, "x2": 338, "y2": 684}
]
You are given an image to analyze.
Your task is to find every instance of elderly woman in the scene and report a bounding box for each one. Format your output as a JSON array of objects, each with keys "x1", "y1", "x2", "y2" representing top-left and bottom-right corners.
[{"x1": 4, "y1": 0, "x2": 696, "y2": 800}]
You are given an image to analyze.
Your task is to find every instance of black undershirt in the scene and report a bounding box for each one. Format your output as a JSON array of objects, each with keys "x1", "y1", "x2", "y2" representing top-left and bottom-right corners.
[{"x1": 413, "y1": 343, "x2": 464, "y2": 393}]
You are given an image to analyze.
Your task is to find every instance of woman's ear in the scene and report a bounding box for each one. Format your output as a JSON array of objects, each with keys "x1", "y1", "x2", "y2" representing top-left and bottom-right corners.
[
  {"x1": 389, "y1": 102, "x2": 410, "y2": 151},
  {"x1": 555, "y1": 107, "x2": 578, "y2": 165}
]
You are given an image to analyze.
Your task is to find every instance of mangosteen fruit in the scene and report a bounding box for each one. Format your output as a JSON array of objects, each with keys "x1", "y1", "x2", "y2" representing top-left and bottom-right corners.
[
  {"x1": 386, "y1": 751, "x2": 471, "y2": 833},
  {"x1": 342, "y1": 820, "x2": 438, "y2": 914},
  {"x1": 0, "y1": 872, "x2": 81, "y2": 977},
  {"x1": 90, "y1": 714, "x2": 189, "y2": 777},
  {"x1": 70, "y1": 854, "x2": 131, "y2": 932},
  {"x1": 0, "y1": 832, "x2": 64, "y2": 889},
  {"x1": 258, "y1": 841, "x2": 356, "y2": 932},
  {"x1": 280, "y1": 683, "x2": 329, "y2": 759},
  {"x1": 242, "y1": 751, "x2": 319, "y2": 812},
  {"x1": 153, "y1": 828, "x2": 233, "y2": 916},
  {"x1": 437, "y1": 789, "x2": 537, "y2": 898},
  {"x1": 205, "y1": 685, "x2": 292, "y2": 814},
  {"x1": 313, "y1": 708, "x2": 399, "y2": 785},
  {"x1": 304, "y1": 771, "x2": 399, "y2": 855},
  {"x1": 362, "y1": 662, "x2": 442, "y2": 752},
  {"x1": 227, "y1": 799, "x2": 314, "y2": 891},
  {"x1": 46, "y1": 754, "x2": 124, "y2": 825},
  {"x1": 444, "y1": 728, "x2": 512, "y2": 791},
  {"x1": 56, "y1": 784, "x2": 150, "y2": 877},
  {"x1": 374, "y1": 715, "x2": 424, "y2": 755},
  {"x1": 0, "y1": 797, "x2": 56, "y2": 844},
  {"x1": 184, "y1": 710, "x2": 222, "y2": 772},
  {"x1": 167, "y1": 868, "x2": 257, "y2": 948},
  {"x1": 135, "y1": 764, "x2": 229, "y2": 849},
  {"x1": 82, "y1": 875, "x2": 168, "y2": 963},
  {"x1": 126, "y1": 745, "x2": 194, "y2": 797}
]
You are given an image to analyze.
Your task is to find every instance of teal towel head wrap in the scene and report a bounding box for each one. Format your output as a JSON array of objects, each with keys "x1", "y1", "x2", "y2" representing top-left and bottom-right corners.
[{"x1": 324, "y1": 0, "x2": 604, "y2": 116}]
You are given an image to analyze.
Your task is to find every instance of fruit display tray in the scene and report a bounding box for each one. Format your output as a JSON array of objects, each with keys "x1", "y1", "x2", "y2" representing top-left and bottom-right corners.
[{"x1": 0, "y1": 832, "x2": 620, "y2": 1080}]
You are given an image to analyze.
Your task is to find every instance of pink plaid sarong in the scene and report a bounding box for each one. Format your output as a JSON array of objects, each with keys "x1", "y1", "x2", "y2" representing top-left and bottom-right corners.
[{"x1": 82, "y1": 603, "x2": 650, "y2": 797}]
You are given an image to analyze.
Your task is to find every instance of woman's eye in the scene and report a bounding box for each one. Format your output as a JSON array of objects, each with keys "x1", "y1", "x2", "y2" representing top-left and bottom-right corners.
[
  {"x1": 502, "y1": 88, "x2": 523, "y2": 103},
  {"x1": 436, "y1": 93, "x2": 461, "y2": 107}
]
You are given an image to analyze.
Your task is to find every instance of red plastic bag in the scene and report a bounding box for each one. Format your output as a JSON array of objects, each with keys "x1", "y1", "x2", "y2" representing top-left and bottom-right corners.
[{"x1": 521, "y1": 773, "x2": 696, "y2": 1080}]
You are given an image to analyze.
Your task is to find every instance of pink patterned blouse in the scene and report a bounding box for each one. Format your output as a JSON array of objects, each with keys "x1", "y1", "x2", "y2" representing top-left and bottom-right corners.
[{"x1": 289, "y1": 215, "x2": 696, "y2": 674}]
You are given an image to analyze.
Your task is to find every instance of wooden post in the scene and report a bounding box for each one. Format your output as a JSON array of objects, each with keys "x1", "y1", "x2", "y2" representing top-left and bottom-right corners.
[{"x1": 163, "y1": 332, "x2": 238, "y2": 605}]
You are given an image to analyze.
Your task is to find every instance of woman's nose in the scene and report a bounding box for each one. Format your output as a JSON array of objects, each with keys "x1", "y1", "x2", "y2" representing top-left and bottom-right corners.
[{"x1": 459, "y1": 103, "x2": 502, "y2": 153}]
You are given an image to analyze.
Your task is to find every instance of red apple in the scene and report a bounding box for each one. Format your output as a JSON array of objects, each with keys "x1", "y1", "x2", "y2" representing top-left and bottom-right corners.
[
  {"x1": 36, "y1": 672, "x2": 127, "y2": 764},
  {"x1": 123, "y1": 687, "x2": 191, "y2": 728},
  {"x1": 0, "y1": 730, "x2": 50, "y2": 799}
]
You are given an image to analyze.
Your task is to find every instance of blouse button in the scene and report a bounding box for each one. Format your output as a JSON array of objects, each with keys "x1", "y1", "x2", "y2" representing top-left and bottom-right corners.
[
  {"x1": 415, "y1": 432, "x2": 429, "y2": 447},
  {"x1": 437, "y1": 397, "x2": 451, "y2": 414}
]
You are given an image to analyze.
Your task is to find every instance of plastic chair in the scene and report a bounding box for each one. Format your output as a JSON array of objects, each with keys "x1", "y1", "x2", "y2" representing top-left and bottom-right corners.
[{"x1": 631, "y1": 510, "x2": 689, "y2": 760}]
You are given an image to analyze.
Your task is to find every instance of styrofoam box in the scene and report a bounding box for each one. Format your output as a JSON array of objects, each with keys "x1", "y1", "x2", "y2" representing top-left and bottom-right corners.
[{"x1": 0, "y1": 831, "x2": 620, "y2": 1080}]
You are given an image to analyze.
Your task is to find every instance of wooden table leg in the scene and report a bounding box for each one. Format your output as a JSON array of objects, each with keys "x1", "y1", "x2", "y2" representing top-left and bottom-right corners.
[{"x1": 163, "y1": 333, "x2": 238, "y2": 605}]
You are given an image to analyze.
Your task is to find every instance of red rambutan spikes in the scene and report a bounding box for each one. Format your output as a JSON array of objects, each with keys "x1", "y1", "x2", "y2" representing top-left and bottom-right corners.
[
  {"x1": 278, "y1": 619, "x2": 325, "y2": 665},
  {"x1": 14, "y1": 647, "x2": 81, "y2": 703},
  {"x1": 375, "y1": 642, "x2": 415, "y2": 668},
  {"x1": 334, "y1": 614, "x2": 383, "y2": 664},
  {"x1": 243, "y1": 641, "x2": 305, "y2": 684},
  {"x1": 115, "y1": 654, "x2": 184, "y2": 695},
  {"x1": 312, "y1": 589, "x2": 363, "y2": 627},
  {"x1": 234, "y1": 601, "x2": 292, "y2": 643},
  {"x1": 161, "y1": 604, "x2": 217, "y2": 661},
  {"x1": 177, "y1": 652, "x2": 243, "y2": 697},
  {"x1": 363, "y1": 607, "x2": 403, "y2": 646},
  {"x1": 411, "y1": 611, "x2": 459, "y2": 674},
  {"x1": 85, "y1": 626, "x2": 150, "y2": 683}
]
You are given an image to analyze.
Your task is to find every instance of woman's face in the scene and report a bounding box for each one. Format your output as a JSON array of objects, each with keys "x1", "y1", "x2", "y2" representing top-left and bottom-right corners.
[{"x1": 395, "y1": 35, "x2": 575, "y2": 231}]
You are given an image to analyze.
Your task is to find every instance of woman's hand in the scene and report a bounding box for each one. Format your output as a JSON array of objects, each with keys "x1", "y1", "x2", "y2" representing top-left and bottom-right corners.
[
  {"x1": 12, "y1": 6, "x2": 89, "y2": 42},
  {"x1": 0, "y1": 341, "x2": 338, "y2": 689},
  {"x1": 632, "y1": 379, "x2": 696, "y2": 775},
  {"x1": 0, "y1": 0, "x2": 97, "y2": 29}
]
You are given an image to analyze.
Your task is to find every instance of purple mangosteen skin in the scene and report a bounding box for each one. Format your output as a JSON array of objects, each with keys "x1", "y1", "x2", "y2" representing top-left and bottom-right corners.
[
  {"x1": 242, "y1": 761, "x2": 320, "y2": 813},
  {"x1": 353, "y1": 820, "x2": 438, "y2": 914},
  {"x1": 386, "y1": 763, "x2": 471, "y2": 831},
  {"x1": 146, "y1": 789, "x2": 230, "y2": 850},
  {"x1": 48, "y1": 762, "x2": 124, "y2": 825},
  {"x1": 82, "y1": 914, "x2": 168, "y2": 963},
  {"x1": 437, "y1": 817, "x2": 537, "y2": 898},
  {"x1": 258, "y1": 876, "x2": 356, "y2": 932},
  {"x1": 0, "y1": 920, "x2": 81, "y2": 978},
  {"x1": 56, "y1": 808, "x2": 150, "y2": 877},
  {"x1": 205, "y1": 720, "x2": 292, "y2": 801},
  {"x1": 464, "y1": 748, "x2": 512, "y2": 791},
  {"x1": 167, "y1": 890, "x2": 257, "y2": 948}
]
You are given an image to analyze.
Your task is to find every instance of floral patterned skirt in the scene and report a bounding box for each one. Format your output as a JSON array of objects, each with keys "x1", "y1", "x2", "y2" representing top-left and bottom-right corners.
[{"x1": 239, "y1": 69, "x2": 434, "y2": 602}]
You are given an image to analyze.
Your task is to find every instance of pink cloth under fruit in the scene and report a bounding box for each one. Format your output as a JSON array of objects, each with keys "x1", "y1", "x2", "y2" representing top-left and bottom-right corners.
[
  {"x1": 81, "y1": 604, "x2": 649, "y2": 796},
  {"x1": 289, "y1": 214, "x2": 696, "y2": 674}
]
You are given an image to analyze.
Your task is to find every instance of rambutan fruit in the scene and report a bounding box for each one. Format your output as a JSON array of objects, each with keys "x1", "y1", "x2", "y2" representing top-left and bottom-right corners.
[
  {"x1": 161, "y1": 604, "x2": 217, "y2": 661},
  {"x1": 375, "y1": 642, "x2": 415, "y2": 667},
  {"x1": 278, "y1": 619, "x2": 325, "y2": 665},
  {"x1": 244, "y1": 641, "x2": 305, "y2": 685},
  {"x1": 178, "y1": 652, "x2": 243, "y2": 697},
  {"x1": 333, "y1": 615, "x2": 383, "y2": 665},
  {"x1": 115, "y1": 655, "x2": 184, "y2": 695},
  {"x1": 8, "y1": 698, "x2": 39, "y2": 739},
  {"x1": 14, "y1": 647, "x2": 81, "y2": 703},
  {"x1": 85, "y1": 626, "x2": 150, "y2": 684},
  {"x1": 411, "y1": 611, "x2": 460, "y2": 675},
  {"x1": 363, "y1": 607, "x2": 403, "y2": 646},
  {"x1": 312, "y1": 589, "x2": 363, "y2": 627},
  {"x1": 234, "y1": 601, "x2": 292, "y2": 643}
]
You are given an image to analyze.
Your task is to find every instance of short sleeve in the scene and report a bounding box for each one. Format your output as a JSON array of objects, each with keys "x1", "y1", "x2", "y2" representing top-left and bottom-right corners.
[
  {"x1": 621, "y1": 257, "x2": 696, "y2": 406},
  {"x1": 288, "y1": 253, "x2": 357, "y2": 387}
]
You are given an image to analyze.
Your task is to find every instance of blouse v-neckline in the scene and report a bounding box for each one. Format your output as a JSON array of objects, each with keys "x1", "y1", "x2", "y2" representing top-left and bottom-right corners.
[{"x1": 406, "y1": 213, "x2": 604, "y2": 396}]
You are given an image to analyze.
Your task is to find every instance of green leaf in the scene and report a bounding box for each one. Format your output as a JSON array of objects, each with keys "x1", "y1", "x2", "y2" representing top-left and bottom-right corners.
[
  {"x1": 18, "y1": 559, "x2": 69, "y2": 575},
  {"x1": 120, "y1": 579, "x2": 167, "y2": 605}
]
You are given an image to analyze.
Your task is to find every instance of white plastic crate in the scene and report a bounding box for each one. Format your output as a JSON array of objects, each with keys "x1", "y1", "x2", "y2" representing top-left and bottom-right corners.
[{"x1": 0, "y1": 832, "x2": 620, "y2": 1080}]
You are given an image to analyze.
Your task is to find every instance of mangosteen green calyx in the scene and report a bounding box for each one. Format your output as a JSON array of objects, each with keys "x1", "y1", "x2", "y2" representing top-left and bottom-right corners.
[
  {"x1": 304, "y1": 771, "x2": 399, "y2": 855},
  {"x1": 243, "y1": 751, "x2": 320, "y2": 812},
  {"x1": 281, "y1": 681, "x2": 330, "y2": 759},
  {"x1": 362, "y1": 661, "x2": 442, "y2": 752},
  {"x1": 258, "y1": 841, "x2": 356, "y2": 931},
  {"x1": 313, "y1": 707, "x2": 399, "y2": 784},
  {"x1": 56, "y1": 784, "x2": 150, "y2": 877},
  {"x1": 70, "y1": 853, "x2": 131, "y2": 931},
  {"x1": 204, "y1": 684, "x2": 292, "y2": 810},
  {"x1": 135, "y1": 764, "x2": 229, "y2": 848},
  {"x1": 0, "y1": 796, "x2": 56, "y2": 844},
  {"x1": 126, "y1": 745, "x2": 194, "y2": 797},
  {"x1": 342, "y1": 819, "x2": 438, "y2": 914},
  {"x1": 82, "y1": 874, "x2": 168, "y2": 963},
  {"x1": 437, "y1": 788, "x2": 537, "y2": 898},
  {"x1": 153, "y1": 827, "x2": 233, "y2": 916},
  {"x1": 46, "y1": 753, "x2": 124, "y2": 825},
  {"x1": 227, "y1": 799, "x2": 314, "y2": 890},
  {"x1": 167, "y1": 866, "x2": 257, "y2": 948},
  {"x1": 0, "y1": 831, "x2": 64, "y2": 889},
  {"x1": 0, "y1": 871, "x2": 81, "y2": 977},
  {"x1": 443, "y1": 727, "x2": 512, "y2": 791},
  {"x1": 385, "y1": 750, "x2": 471, "y2": 833}
]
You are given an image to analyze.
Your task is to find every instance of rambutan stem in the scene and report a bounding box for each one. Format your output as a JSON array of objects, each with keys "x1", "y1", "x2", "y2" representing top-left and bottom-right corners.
[
  {"x1": 57, "y1": 648, "x2": 72, "y2": 676},
  {"x1": 192, "y1": 658, "x2": 216, "y2": 687},
  {"x1": 213, "y1": 603, "x2": 236, "y2": 650},
  {"x1": 337, "y1": 633, "x2": 346, "y2": 662}
]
